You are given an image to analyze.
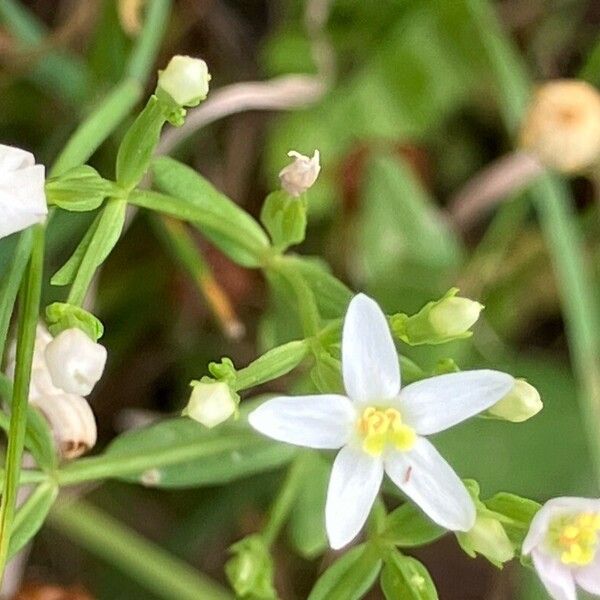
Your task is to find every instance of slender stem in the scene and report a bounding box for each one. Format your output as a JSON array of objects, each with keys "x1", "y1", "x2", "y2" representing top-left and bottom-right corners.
[
  {"x1": 262, "y1": 454, "x2": 310, "y2": 546},
  {"x1": 49, "y1": 500, "x2": 232, "y2": 600},
  {"x1": 0, "y1": 225, "x2": 44, "y2": 584}
]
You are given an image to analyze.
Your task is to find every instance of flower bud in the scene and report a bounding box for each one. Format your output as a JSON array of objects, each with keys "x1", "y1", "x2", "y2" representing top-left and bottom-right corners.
[
  {"x1": 428, "y1": 296, "x2": 483, "y2": 338},
  {"x1": 33, "y1": 392, "x2": 97, "y2": 460},
  {"x1": 225, "y1": 535, "x2": 276, "y2": 600},
  {"x1": 278, "y1": 150, "x2": 321, "y2": 197},
  {"x1": 487, "y1": 379, "x2": 543, "y2": 423},
  {"x1": 44, "y1": 328, "x2": 107, "y2": 396},
  {"x1": 157, "y1": 55, "x2": 210, "y2": 107},
  {"x1": 519, "y1": 79, "x2": 600, "y2": 173},
  {"x1": 457, "y1": 514, "x2": 514, "y2": 566},
  {"x1": 0, "y1": 144, "x2": 47, "y2": 239},
  {"x1": 183, "y1": 381, "x2": 238, "y2": 428}
]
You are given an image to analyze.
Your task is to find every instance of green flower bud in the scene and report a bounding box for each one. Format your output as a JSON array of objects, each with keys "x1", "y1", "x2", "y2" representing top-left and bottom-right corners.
[
  {"x1": 428, "y1": 296, "x2": 483, "y2": 338},
  {"x1": 157, "y1": 55, "x2": 210, "y2": 107},
  {"x1": 225, "y1": 535, "x2": 277, "y2": 599},
  {"x1": 457, "y1": 514, "x2": 514, "y2": 567},
  {"x1": 182, "y1": 381, "x2": 238, "y2": 428},
  {"x1": 487, "y1": 379, "x2": 543, "y2": 423}
]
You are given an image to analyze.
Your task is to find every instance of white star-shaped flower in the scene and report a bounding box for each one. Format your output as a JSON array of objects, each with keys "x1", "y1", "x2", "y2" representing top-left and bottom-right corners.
[
  {"x1": 249, "y1": 293, "x2": 515, "y2": 549},
  {"x1": 0, "y1": 144, "x2": 47, "y2": 239},
  {"x1": 523, "y1": 497, "x2": 600, "y2": 600}
]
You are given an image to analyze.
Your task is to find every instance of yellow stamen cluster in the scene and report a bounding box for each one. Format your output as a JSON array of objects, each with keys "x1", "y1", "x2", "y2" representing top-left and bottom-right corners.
[
  {"x1": 549, "y1": 512, "x2": 600, "y2": 566},
  {"x1": 356, "y1": 407, "x2": 416, "y2": 456}
]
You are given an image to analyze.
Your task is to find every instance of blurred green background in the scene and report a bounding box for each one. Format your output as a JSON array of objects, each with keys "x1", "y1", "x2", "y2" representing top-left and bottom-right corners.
[{"x1": 1, "y1": 0, "x2": 599, "y2": 598}]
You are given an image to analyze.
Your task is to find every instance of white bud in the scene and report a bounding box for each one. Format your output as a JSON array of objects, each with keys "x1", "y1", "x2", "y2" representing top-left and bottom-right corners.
[
  {"x1": 428, "y1": 297, "x2": 483, "y2": 337},
  {"x1": 520, "y1": 79, "x2": 600, "y2": 173},
  {"x1": 183, "y1": 381, "x2": 237, "y2": 428},
  {"x1": 0, "y1": 144, "x2": 47, "y2": 239},
  {"x1": 488, "y1": 379, "x2": 543, "y2": 422},
  {"x1": 458, "y1": 515, "x2": 514, "y2": 564},
  {"x1": 278, "y1": 150, "x2": 321, "y2": 197},
  {"x1": 44, "y1": 328, "x2": 107, "y2": 396},
  {"x1": 32, "y1": 392, "x2": 97, "y2": 460},
  {"x1": 157, "y1": 55, "x2": 210, "y2": 107}
]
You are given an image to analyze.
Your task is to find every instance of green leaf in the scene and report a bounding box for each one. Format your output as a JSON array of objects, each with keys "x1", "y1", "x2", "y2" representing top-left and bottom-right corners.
[
  {"x1": 381, "y1": 502, "x2": 445, "y2": 547},
  {"x1": 45, "y1": 165, "x2": 121, "y2": 212},
  {"x1": 308, "y1": 544, "x2": 382, "y2": 600},
  {"x1": 23, "y1": 408, "x2": 57, "y2": 471},
  {"x1": 8, "y1": 481, "x2": 58, "y2": 558},
  {"x1": 380, "y1": 552, "x2": 438, "y2": 600},
  {"x1": 102, "y1": 412, "x2": 296, "y2": 488},
  {"x1": 147, "y1": 157, "x2": 270, "y2": 267},
  {"x1": 288, "y1": 453, "x2": 329, "y2": 559}
]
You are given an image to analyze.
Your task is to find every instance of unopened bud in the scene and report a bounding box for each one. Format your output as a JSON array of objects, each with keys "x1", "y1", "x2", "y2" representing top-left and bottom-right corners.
[
  {"x1": 183, "y1": 381, "x2": 238, "y2": 428},
  {"x1": 429, "y1": 296, "x2": 483, "y2": 338},
  {"x1": 225, "y1": 535, "x2": 276, "y2": 600},
  {"x1": 487, "y1": 379, "x2": 542, "y2": 423},
  {"x1": 44, "y1": 328, "x2": 107, "y2": 396},
  {"x1": 33, "y1": 393, "x2": 97, "y2": 460},
  {"x1": 157, "y1": 55, "x2": 210, "y2": 107},
  {"x1": 278, "y1": 150, "x2": 320, "y2": 197},
  {"x1": 520, "y1": 79, "x2": 600, "y2": 173},
  {"x1": 457, "y1": 514, "x2": 514, "y2": 566}
]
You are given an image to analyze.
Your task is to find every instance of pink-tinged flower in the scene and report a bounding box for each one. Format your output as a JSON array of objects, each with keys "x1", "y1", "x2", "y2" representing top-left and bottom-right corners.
[
  {"x1": 249, "y1": 293, "x2": 514, "y2": 549},
  {"x1": 278, "y1": 150, "x2": 320, "y2": 197},
  {"x1": 524, "y1": 497, "x2": 600, "y2": 600},
  {"x1": 0, "y1": 144, "x2": 46, "y2": 239}
]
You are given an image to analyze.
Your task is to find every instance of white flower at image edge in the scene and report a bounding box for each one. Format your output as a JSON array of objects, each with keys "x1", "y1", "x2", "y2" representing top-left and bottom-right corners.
[
  {"x1": 523, "y1": 497, "x2": 600, "y2": 600},
  {"x1": 249, "y1": 294, "x2": 515, "y2": 549},
  {"x1": 0, "y1": 144, "x2": 47, "y2": 239},
  {"x1": 44, "y1": 328, "x2": 107, "y2": 396}
]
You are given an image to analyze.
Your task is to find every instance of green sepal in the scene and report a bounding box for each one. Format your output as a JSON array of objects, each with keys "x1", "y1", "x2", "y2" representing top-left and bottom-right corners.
[
  {"x1": 45, "y1": 302, "x2": 104, "y2": 341},
  {"x1": 225, "y1": 534, "x2": 277, "y2": 600},
  {"x1": 484, "y1": 492, "x2": 541, "y2": 550},
  {"x1": 45, "y1": 166, "x2": 123, "y2": 212},
  {"x1": 260, "y1": 190, "x2": 307, "y2": 252},
  {"x1": 380, "y1": 550, "x2": 438, "y2": 600},
  {"x1": 154, "y1": 86, "x2": 188, "y2": 125}
]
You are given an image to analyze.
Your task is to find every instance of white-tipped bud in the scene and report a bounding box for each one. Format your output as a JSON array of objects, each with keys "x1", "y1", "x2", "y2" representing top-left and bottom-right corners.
[
  {"x1": 278, "y1": 150, "x2": 321, "y2": 197},
  {"x1": 183, "y1": 381, "x2": 237, "y2": 428},
  {"x1": 32, "y1": 393, "x2": 97, "y2": 460},
  {"x1": 157, "y1": 55, "x2": 210, "y2": 107},
  {"x1": 520, "y1": 79, "x2": 600, "y2": 173},
  {"x1": 44, "y1": 328, "x2": 107, "y2": 396},
  {"x1": 458, "y1": 515, "x2": 514, "y2": 565},
  {"x1": 428, "y1": 296, "x2": 483, "y2": 337},
  {"x1": 488, "y1": 379, "x2": 542, "y2": 422}
]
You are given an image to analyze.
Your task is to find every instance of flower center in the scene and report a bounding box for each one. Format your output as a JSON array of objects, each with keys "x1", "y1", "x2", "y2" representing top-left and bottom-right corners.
[
  {"x1": 548, "y1": 512, "x2": 600, "y2": 566},
  {"x1": 356, "y1": 407, "x2": 416, "y2": 456}
]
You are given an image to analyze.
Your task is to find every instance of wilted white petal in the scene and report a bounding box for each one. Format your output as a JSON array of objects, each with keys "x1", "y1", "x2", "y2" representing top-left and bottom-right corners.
[
  {"x1": 399, "y1": 370, "x2": 514, "y2": 435},
  {"x1": 385, "y1": 437, "x2": 475, "y2": 531},
  {"x1": 575, "y1": 555, "x2": 600, "y2": 594},
  {"x1": 45, "y1": 328, "x2": 107, "y2": 396},
  {"x1": 325, "y1": 444, "x2": 383, "y2": 549},
  {"x1": 531, "y1": 550, "x2": 577, "y2": 600},
  {"x1": 342, "y1": 294, "x2": 400, "y2": 404},
  {"x1": 248, "y1": 395, "x2": 355, "y2": 449},
  {"x1": 278, "y1": 150, "x2": 321, "y2": 197}
]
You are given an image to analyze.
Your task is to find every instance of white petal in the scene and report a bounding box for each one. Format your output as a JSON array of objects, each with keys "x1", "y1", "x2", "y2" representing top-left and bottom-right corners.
[
  {"x1": 248, "y1": 395, "x2": 355, "y2": 449},
  {"x1": 325, "y1": 444, "x2": 383, "y2": 549},
  {"x1": 0, "y1": 144, "x2": 34, "y2": 171},
  {"x1": 532, "y1": 550, "x2": 576, "y2": 600},
  {"x1": 398, "y1": 370, "x2": 514, "y2": 435},
  {"x1": 342, "y1": 294, "x2": 400, "y2": 403},
  {"x1": 575, "y1": 554, "x2": 600, "y2": 594},
  {"x1": 384, "y1": 437, "x2": 475, "y2": 531},
  {"x1": 523, "y1": 497, "x2": 600, "y2": 555}
]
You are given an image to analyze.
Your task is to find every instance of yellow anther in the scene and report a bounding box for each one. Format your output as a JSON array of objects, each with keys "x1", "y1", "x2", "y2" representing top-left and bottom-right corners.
[
  {"x1": 549, "y1": 511, "x2": 600, "y2": 566},
  {"x1": 356, "y1": 406, "x2": 416, "y2": 456}
]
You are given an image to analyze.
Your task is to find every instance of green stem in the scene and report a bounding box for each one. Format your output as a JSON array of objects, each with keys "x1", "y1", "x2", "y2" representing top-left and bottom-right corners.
[
  {"x1": 0, "y1": 225, "x2": 44, "y2": 583},
  {"x1": 262, "y1": 454, "x2": 310, "y2": 546},
  {"x1": 49, "y1": 500, "x2": 232, "y2": 600}
]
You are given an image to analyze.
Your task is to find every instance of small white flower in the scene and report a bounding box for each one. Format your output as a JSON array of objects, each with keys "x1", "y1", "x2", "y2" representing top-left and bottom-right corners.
[
  {"x1": 429, "y1": 296, "x2": 483, "y2": 337},
  {"x1": 249, "y1": 293, "x2": 514, "y2": 549},
  {"x1": 0, "y1": 144, "x2": 47, "y2": 239},
  {"x1": 158, "y1": 55, "x2": 210, "y2": 106},
  {"x1": 523, "y1": 497, "x2": 600, "y2": 600},
  {"x1": 278, "y1": 150, "x2": 321, "y2": 197},
  {"x1": 488, "y1": 379, "x2": 543, "y2": 422},
  {"x1": 44, "y1": 328, "x2": 107, "y2": 396},
  {"x1": 183, "y1": 381, "x2": 237, "y2": 428}
]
